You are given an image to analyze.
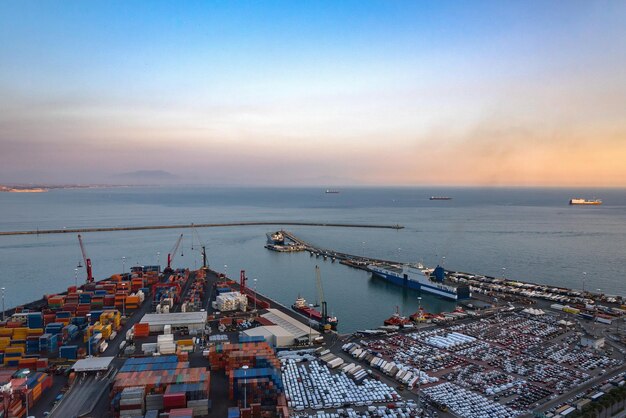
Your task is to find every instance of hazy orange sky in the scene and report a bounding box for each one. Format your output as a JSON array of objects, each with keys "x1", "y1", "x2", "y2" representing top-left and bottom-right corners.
[{"x1": 1, "y1": 1, "x2": 625, "y2": 186}]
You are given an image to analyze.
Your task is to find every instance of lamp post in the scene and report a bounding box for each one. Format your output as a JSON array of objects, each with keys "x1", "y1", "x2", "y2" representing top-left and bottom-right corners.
[
  {"x1": 502, "y1": 267, "x2": 506, "y2": 279},
  {"x1": 23, "y1": 369, "x2": 30, "y2": 418},
  {"x1": 122, "y1": 256, "x2": 126, "y2": 275},
  {"x1": 308, "y1": 303, "x2": 314, "y2": 345},
  {"x1": 397, "y1": 248, "x2": 401, "y2": 262},
  {"x1": 242, "y1": 365, "x2": 249, "y2": 409},
  {"x1": 442, "y1": 256, "x2": 446, "y2": 267},
  {"x1": 157, "y1": 251, "x2": 160, "y2": 269},
  {"x1": 361, "y1": 241, "x2": 365, "y2": 258},
  {"x1": 86, "y1": 314, "x2": 92, "y2": 357},
  {"x1": 594, "y1": 288, "x2": 602, "y2": 337},
  {"x1": 224, "y1": 264, "x2": 228, "y2": 279},
  {"x1": 1, "y1": 287, "x2": 5, "y2": 322},
  {"x1": 253, "y1": 278, "x2": 257, "y2": 312},
  {"x1": 582, "y1": 271, "x2": 587, "y2": 293},
  {"x1": 416, "y1": 356, "x2": 422, "y2": 415},
  {"x1": 74, "y1": 268, "x2": 79, "y2": 289}
]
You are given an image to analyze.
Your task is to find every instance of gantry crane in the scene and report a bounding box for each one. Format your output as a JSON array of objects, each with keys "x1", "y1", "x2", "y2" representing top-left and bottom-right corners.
[
  {"x1": 77, "y1": 234, "x2": 94, "y2": 283},
  {"x1": 165, "y1": 234, "x2": 184, "y2": 273}
]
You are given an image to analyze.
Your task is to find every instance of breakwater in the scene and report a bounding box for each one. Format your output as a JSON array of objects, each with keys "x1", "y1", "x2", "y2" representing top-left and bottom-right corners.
[{"x1": 0, "y1": 221, "x2": 404, "y2": 236}]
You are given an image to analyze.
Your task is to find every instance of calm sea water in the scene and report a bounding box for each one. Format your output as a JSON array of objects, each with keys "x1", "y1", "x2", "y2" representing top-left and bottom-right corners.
[{"x1": 1, "y1": 186, "x2": 625, "y2": 332}]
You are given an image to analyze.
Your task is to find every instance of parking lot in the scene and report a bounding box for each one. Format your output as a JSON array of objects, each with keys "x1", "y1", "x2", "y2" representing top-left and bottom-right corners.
[{"x1": 337, "y1": 311, "x2": 624, "y2": 417}]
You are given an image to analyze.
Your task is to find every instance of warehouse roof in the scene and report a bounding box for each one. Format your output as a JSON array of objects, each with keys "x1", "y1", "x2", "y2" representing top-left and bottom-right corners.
[
  {"x1": 140, "y1": 311, "x2": 207, "y2": 326},
  {"x1": 72, "y1": 356, "x2": 115, "y2": 372},
  {"x1": 261, "y1": 309, "x2": 319, "y2": 339},
  {"x1": 244, "y1": 325, "x2": 293, "y2": 338}
]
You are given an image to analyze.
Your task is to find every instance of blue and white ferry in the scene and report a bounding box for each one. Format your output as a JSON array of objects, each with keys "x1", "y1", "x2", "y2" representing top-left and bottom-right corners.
[{"x1": 368, "y1": 263, "x2": 471, "y2": 300}]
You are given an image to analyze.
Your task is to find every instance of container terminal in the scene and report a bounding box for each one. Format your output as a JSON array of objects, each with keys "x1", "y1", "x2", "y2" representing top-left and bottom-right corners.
[{"x1": 0, "y1": 233, "x2": 624, "y2": 418}]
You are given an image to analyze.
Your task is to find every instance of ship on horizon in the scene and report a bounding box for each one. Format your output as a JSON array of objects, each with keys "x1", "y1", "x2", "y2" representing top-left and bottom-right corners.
[
  {"x1": 429, "y1": 196, "x2": 452, "y2": 201},
  {"x1": 325, "y1": 189, "x2": 340, "y2": 194},
  {"x1": 569, "y1": 198, "x2": 602, "y2": 205}
]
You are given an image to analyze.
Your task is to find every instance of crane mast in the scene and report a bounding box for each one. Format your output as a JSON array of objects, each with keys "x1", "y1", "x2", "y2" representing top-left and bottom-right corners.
[
  {"x1": 166, "y1": 233, "x2": 184, "y2": 271},
  {"x1": 77, "y1": 234, "x2": 93, "y2": 283},
  {"x1": 315, "y1": 265, "x2": 329, "y2": 329},
  {"x1": 191, "y1": 224, "x2": 208, "y2": 269}
]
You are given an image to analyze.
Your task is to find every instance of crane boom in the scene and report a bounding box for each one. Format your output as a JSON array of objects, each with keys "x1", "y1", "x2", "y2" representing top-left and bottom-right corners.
[
  {"x1": 191, "y1": 224, "x2": 208, "y2": 269},
  {"x1": 315, "y1": 265, "x2": 325, "y2": 305},
  {"x1": 167, "y1": 234, "x2": 184, "y2": 269},
  {"x1": 315, "y1": 265, "x2": 329, "y2": 326},
  {"x1": 77, "y1": 234, "x2": 93, "y2": 283}
]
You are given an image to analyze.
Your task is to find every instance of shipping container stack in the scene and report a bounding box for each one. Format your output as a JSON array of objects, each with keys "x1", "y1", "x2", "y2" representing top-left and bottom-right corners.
[
  {"x1": 207, "y1": 341, "x2": 283, "y2": 411},
  {"x1": 112, "y1": 356, "x2": 211, "y2": 417},
  {"x1": 119, "y1": 386, "x2": 146, "y2": 417},
  {"x1": 152, "y1": 270, "x2": 190, "y2": 309},
  {"x1": 229, "y1": 366, "x2": 283, "y2": 407},
  {"x1": 0, "y1": 369, "x2": 53, "y2": 418},
  {"x1": 182, "y1": 271, "x2": 206, "y2": 313},
  {"x1": 206, "y1": 342, "x2": 281, "y2": 371}
]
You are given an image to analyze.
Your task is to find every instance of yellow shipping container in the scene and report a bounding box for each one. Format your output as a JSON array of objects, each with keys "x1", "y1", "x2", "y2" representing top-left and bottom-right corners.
[
  {"x1": 0, "y1": 328, "x2": 13, "y2": 337},
  {"x1": 12, "y1": 328, "x2": 28, "y2": 339}
]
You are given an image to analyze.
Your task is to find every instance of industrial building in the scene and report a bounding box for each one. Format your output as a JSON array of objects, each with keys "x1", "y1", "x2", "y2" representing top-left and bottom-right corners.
[
  {"x1": 140, "y1": 312, "x2": 207, "y2": 333},
  {"x1": 240, "y1": 309, "x2": 321, "y2": 346},
  {"x1": 242, "y1": 325, "x2": 296, "y2": 347}
]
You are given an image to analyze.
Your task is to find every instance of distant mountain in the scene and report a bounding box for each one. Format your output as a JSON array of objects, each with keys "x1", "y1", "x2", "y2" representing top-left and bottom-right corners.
[{"x1": 113, "y1": 170, "x2": 179, "y2": 183}]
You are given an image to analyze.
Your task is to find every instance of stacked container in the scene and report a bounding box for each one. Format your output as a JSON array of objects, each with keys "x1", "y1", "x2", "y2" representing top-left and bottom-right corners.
[{"x1": 119, "y1": 386, "x2": 146, "y2": 416}]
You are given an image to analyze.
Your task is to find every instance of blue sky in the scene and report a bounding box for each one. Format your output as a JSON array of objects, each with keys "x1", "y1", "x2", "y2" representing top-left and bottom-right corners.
[{"x1": 1, "y1": 1, "x2": 625, "y2": 185}]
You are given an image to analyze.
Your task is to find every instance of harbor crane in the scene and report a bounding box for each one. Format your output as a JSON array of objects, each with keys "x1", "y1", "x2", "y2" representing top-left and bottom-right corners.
[
  {"x1": 315, "y1": 265, "x2": 332, "y2": 332},
  {"x1": 165, "y1": 233, "x2": 184, "y2": 273},
  {"x1": 77, "y1": 234, "x2": 94, "y2": 283},
  {"x1": 190, "y1": 224, "x2": 208, "y2": 270}
]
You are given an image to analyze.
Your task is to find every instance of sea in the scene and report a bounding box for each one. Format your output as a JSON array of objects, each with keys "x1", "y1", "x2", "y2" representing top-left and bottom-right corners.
[{"x1": 1, "y1": 186, "x2": 625, "y2": 332}]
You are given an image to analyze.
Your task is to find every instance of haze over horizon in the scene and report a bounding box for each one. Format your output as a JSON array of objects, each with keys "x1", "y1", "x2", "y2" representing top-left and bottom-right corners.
[{"x1": 1, "y1": 1, "x2": 625, "y2": 187}]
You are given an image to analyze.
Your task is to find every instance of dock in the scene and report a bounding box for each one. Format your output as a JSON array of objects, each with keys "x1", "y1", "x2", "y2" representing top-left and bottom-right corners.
[
  {"x1": 275, "y1": 231, "x2": 625, "y2": 308},
  {"x1": 0, "y1": 221, "x2": 404, "y2": 236}
]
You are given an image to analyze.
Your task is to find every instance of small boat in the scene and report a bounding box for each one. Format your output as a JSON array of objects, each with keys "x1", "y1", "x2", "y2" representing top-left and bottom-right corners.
[{"x1": 383, "y1": 306, "x2": 412, "y2": 327}]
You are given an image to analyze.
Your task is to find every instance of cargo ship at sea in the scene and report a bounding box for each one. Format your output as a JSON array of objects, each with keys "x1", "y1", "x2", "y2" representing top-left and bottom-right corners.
[
  {"x1": 569, "y1": 198, "x2": 602, "y2": 205},
  {"x1": 292, "y1": 296, "x2": 338, "y2": 330},
  {"x1": 368, "y1": 263, "x2": 471, "y2": 300},
  {"x1": 429, "y1": 196, "x2": 452, "y2": 200}
]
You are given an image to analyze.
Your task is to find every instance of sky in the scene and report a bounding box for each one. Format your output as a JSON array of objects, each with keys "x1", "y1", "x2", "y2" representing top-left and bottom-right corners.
[{"x1": 0, "y1": 1, "x2": 625, "y2": 186}]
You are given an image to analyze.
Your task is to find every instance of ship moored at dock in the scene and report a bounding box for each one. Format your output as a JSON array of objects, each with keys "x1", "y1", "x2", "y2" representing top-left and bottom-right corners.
[{"x1": 368, "y1": 263, "x2": 471, "y2": 300}]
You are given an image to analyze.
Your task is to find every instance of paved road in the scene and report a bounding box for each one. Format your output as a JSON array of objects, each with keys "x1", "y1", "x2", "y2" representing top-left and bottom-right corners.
[{"x1": 49, "y1": 374, "x2": 112, "y2": 418}]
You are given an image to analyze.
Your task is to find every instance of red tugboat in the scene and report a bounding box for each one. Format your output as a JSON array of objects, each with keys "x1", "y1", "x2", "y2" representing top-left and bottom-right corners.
[
  {"x1": 410, "y1": 306, "x2": 433, "y2": 323},
  {"x1": 384, "y1": 306, "x2": 412, "y2": 327}
]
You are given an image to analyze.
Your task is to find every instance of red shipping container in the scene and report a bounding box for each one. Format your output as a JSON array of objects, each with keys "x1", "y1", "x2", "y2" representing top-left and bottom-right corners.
[
  {"x1": 163, "y1": 393, "x2": 187, "y2": 409},
  {"x1": 169, "y1": 408, "x2": 194, "y2": 417}
]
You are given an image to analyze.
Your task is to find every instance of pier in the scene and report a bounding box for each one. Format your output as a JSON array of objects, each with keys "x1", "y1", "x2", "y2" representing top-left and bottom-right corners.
[
  {"x1": 0, "y1": 221, "x2": 403, "y2": 236},
  {"x1": 275, "y1": 231, "x2": 625, "y2": 308}
]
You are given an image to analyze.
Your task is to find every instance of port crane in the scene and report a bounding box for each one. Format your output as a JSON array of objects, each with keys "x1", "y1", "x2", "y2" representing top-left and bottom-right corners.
[
  {"x1": 77, "y1": 234, "x2": 94, "y2": 283},
  {"x1": 165, "y1": 233, "x2": 184, "y2": 273},
  {"x1": 190, "y1": 224, "x2": 208, "y2": 270},
  {"x1": 315, "y1": 265, "x2": 332, "y2": 332}
]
